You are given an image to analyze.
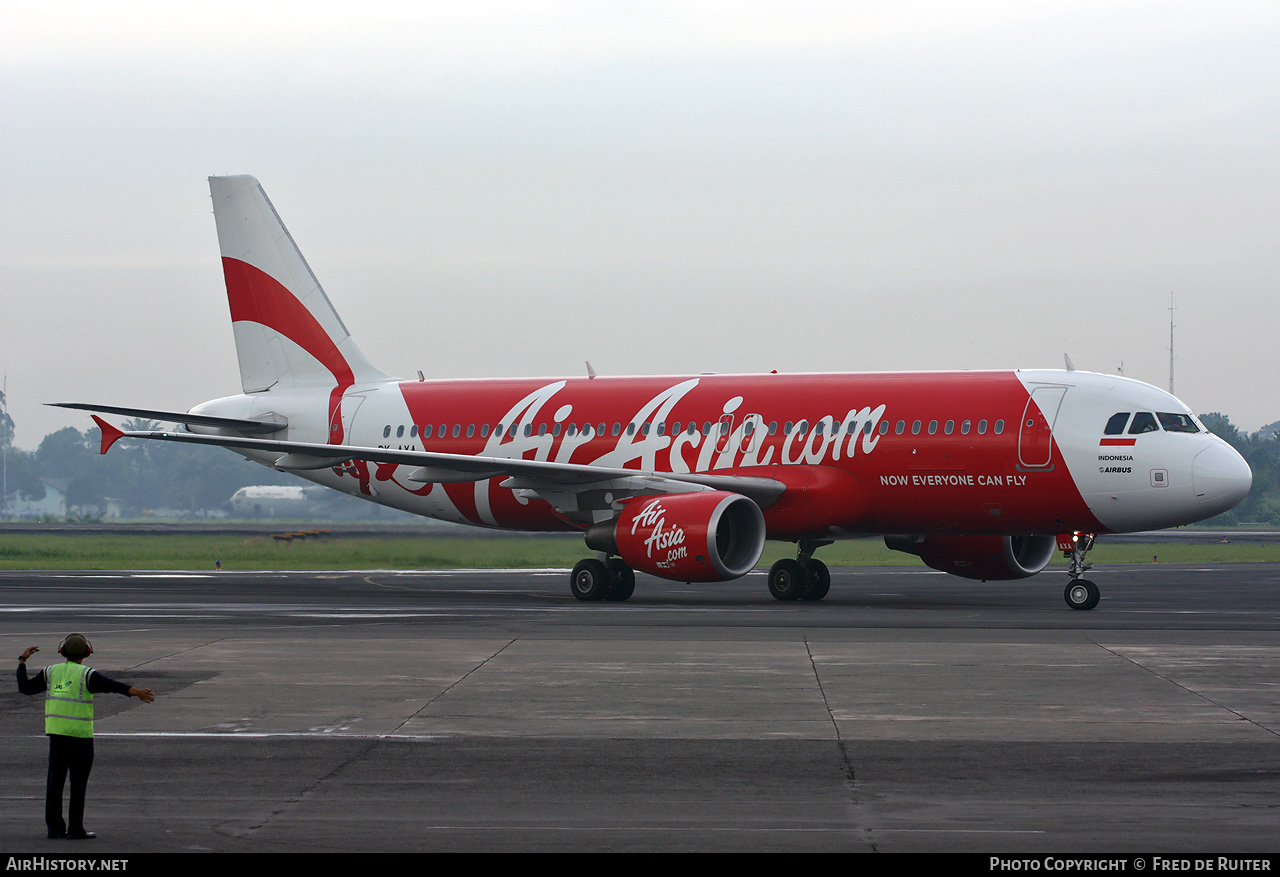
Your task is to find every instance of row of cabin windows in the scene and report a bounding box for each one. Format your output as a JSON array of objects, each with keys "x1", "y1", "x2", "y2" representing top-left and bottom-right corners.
[
  {"x1": 894, "y1": 418, "x2": 1004, "y2": 436},
  {"x1": 382, "y1": 418, "x2": 1007, "y2": 441},
  {"x1": 1103, "y1": 411, "x2": 1201, "y2": 436}
]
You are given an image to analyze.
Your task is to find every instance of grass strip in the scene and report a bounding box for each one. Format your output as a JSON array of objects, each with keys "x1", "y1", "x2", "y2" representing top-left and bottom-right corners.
[{"x1": 0, "y1": 532, "x2": 1276, "y2": 571}]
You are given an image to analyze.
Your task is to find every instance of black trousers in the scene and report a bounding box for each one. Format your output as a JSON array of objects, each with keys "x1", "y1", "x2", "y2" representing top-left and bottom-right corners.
[{"x1": 46, "y1": 734, "x2": 94, "y2": 835}]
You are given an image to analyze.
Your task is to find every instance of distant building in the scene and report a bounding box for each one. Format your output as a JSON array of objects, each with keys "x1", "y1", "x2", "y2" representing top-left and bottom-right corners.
[{"x1": 6, "y1": 477, "x2": 68, "y2": 517}]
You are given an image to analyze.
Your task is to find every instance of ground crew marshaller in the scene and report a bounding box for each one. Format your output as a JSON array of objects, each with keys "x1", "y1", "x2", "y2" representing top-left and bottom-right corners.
[{"x1": 16, "y1": 634, "x2": 155, "y2": 839}]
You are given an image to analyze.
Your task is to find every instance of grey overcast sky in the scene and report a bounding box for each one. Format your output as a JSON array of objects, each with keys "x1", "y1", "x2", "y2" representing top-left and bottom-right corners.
[{"x1": 2, "y1": 1, "x2": 1277, "y2": 448}]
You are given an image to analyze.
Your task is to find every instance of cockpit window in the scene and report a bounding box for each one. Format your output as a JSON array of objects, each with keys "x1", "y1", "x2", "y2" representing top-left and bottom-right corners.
[
  {"x1": 1157, "y1": 412, "x2": 1200, "y2": 433},
  {"x1": 1104, "y1": 413, "x2": 1130, "y2": 435},
  {"x1": 1128, "y1": 412, "x2": 1159, "y2": 435}
]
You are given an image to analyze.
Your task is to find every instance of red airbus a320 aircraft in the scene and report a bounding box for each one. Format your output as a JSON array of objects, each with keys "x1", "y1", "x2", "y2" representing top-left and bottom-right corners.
[{"x1": 58, "y1": 176, "x2": 1252, "y2": 610}]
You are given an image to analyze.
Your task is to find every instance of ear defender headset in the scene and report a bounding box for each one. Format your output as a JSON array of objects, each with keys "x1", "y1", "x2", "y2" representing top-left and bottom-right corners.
[{"x1": 58, "y1": 633, "x2": 93, "y2": 660}]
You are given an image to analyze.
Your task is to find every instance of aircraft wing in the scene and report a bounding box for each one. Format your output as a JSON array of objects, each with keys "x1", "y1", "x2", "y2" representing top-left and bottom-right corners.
[{"x1": 89, "y1": 416, "x2": 787, "y2": 510}]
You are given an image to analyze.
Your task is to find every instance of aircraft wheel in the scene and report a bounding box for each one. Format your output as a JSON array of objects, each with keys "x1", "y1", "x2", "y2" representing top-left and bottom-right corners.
[
  {"x1": 800, "y1": 559, "x2": 831, "y2": 601},
  {"x1": 604, "y1": 558, "x2": 636, "y2": 602},
  {"x1": 768, "y1": 558, "x2": 805, "y2": 601},
  {"x1": 571, "y1": 558, "x2": 611, "y2": 602},
  {"x1": 1064, "y1": 580, "x2": 1100, "y2": 611}
]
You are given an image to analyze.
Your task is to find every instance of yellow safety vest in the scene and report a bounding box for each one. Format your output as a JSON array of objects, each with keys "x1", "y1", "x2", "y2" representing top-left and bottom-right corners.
[{"x1": 45, "y1": 662, "x2": 94, "y2": 738}]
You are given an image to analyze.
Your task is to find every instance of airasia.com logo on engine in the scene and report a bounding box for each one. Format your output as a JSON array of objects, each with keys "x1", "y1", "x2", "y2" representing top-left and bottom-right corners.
[{"x1": 631, "y1": 498, "x2": 687, "y2": 566}]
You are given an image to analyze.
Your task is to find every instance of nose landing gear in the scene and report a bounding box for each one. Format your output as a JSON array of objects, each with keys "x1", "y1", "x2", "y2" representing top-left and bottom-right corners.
[{"x1": 1062, "y1": 533, "x2": 1100, "y2": 610}]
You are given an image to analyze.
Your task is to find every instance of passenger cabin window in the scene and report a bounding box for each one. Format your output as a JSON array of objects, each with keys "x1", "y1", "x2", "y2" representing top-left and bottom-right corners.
[
  {"x1": 396, "y1": 425, "x2": 404, "y2": 438},
  {"x1": 1104, "y1": 413, "x2": 1131, "y2": 435},
  {"x1": 383, "y1": 425, "x2": 391, "y2": 438},
  {"x1": 994, "y1": 420, "x2": 1005, "y2": 435},
  {"x1": 410, "y1": 425, "x2": 418, "y2": 438},
  {"x1": 960, "y1": 420, "x2": 970, "y2": 435},
  {"x1": 1128, "y1": 412, "x2": 1159, "y2": 435},
  {"x1": 1157, "y1": 412, "x2": 1200, "y2": 433}
]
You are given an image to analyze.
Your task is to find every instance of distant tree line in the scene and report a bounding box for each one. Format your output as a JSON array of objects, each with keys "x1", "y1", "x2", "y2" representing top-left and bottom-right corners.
[
  {"x1": 3, "y1": 422, "x2": 296, "y2": 517},
  {"x1": 0, "y1": 387, "x2": 14, "y2": 449},
  {"x1": 1199, "y1": 414, "x2": 1279, "y2": 526}
]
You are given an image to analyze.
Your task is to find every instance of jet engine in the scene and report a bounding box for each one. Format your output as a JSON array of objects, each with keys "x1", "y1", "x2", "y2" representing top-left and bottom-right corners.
[
  {"x1": 585, "y1": 491, "x2": 766, "y2": 582},
  {"x1": 884, "y1": 534, "x2": 1057, "y2": 581}
]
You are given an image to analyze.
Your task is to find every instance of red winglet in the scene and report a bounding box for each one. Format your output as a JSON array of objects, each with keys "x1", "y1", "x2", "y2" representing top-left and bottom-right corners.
[{"x1": 91, "y1": 415, "x2": 125, "y2": 455}]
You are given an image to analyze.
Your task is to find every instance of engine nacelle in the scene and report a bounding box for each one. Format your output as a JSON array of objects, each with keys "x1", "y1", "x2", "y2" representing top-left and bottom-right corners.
[
  {"x1": 884, "y1": 534, "x2": 1057, "y2": 581},
  {"x1": 585, "y1": 491, "x2": 766, "y2": 583}
]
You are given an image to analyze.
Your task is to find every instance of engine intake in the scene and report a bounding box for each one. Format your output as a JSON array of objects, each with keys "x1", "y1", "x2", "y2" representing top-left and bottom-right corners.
[
  {"x1": 586, "y1": 491, "x2": 766, "y2": 582},
  {"x1": 884, "y1": 534, "x2": 1057, "y2": 581}
]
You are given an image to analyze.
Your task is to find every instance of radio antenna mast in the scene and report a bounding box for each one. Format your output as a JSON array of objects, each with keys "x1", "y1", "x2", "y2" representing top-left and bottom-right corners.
[{"x1": 1, "y1": 375, "x2": 7, "y2": 515}]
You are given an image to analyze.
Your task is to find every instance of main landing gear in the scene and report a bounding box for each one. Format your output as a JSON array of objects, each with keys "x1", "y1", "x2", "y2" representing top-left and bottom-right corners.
[
  {"x1": 1062, "y1": 533, "x2": 1100, "y2": 611},
  {"x1": 768, "y1": 539, "x2": 832, "y2": 602},
  {"x1": 570, "y1": 556, "x2": 635, "y2": 602}
]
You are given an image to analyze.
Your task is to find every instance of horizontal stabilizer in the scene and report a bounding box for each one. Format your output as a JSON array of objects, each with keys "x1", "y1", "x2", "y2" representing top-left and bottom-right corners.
[{"x1": 49, "y1": 402, "x2": 286, "y2": 435}]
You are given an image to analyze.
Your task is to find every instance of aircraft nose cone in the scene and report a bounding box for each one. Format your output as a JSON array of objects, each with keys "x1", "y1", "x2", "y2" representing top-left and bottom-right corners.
[{"x1": 1192, "y1": 442, "x2": 1252, "y2": 515}]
